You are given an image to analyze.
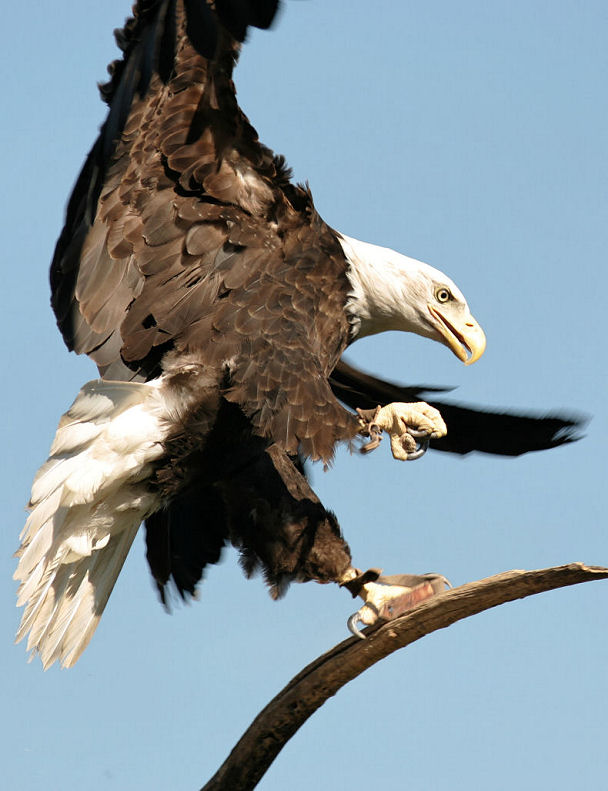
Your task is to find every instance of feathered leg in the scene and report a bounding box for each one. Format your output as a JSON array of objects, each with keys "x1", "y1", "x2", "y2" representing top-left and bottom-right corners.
[
  {"x1": 219, "y1": 444, "x2": 353, "y2": 597},
  {"x1": 218, "y1": 443, "x2": 449, "y2": 633}
]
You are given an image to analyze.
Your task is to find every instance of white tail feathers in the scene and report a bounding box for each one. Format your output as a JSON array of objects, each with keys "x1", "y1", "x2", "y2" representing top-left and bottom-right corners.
[{"x1": 15, "y1": 379, "x2": 171, "y2": 669}]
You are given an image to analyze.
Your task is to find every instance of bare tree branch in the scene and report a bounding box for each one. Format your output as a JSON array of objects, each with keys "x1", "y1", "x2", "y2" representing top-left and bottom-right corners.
[{"x1": 201, "y1": 563, "x2": 607, "y2": 791}]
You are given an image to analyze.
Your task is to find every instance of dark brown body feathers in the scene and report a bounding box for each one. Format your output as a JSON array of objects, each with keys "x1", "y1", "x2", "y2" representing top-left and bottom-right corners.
[{"x1": 50, "y1": 0, "x2": 358, "y2": 599}]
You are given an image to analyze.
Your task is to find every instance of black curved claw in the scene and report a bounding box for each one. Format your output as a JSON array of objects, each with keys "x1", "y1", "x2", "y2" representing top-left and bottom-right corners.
[
  {"x1": 347, "y1": 612, "x2": 367, "y2": 640},
  {"x1": 404, "y1": 435, "x2": 430, "y2": 460}
]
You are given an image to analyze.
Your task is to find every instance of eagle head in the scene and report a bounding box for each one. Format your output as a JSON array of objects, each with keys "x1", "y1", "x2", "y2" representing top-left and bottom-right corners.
[{"x1": 338, "y1": 233, "x2": 486, "y2": 365}]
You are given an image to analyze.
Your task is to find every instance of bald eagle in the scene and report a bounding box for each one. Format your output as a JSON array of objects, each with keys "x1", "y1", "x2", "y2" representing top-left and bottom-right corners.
[{"x1": 15, "y1": 0, "x2": 578, "y2": 668}]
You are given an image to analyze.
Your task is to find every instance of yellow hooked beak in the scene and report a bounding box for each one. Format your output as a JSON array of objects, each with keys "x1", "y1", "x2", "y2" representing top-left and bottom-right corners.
[{"x1": 428, "y1": 305, "x2": 486, "y2": 365}]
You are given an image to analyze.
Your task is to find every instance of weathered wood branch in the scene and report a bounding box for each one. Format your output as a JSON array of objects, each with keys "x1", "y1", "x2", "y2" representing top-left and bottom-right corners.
[{"x1": 201, "y1": 563, "x2": 607, "y2": 791}]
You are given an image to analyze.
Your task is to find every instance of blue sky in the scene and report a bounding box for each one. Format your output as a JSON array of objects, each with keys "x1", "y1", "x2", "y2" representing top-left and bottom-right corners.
[{"x1": 2, "y1": 2, "x2": 606, "y2": 789}]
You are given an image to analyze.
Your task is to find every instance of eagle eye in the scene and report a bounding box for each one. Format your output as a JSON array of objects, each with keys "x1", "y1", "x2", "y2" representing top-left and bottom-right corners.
[{"x1": 435, "y1": 287, "x2": 451, "y2": 304}]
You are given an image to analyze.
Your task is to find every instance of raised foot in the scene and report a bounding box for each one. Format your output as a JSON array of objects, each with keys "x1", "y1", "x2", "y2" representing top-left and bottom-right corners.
[
  {"x1": 358, "y1": 402, "x2": 447, "y2": 460},
  {"x1": 343, "y1": 571, "x2": 451, "y2": 639}
]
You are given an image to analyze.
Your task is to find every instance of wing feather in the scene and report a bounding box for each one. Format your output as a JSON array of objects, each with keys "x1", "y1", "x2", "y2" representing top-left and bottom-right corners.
[
  {"x1": 51, "y1": 1, "x2": 281, "y2": 376},
  {"x1": 50, "y1": 0, "x2": 357, "y2": 455},
  {"x1": 330, "y1": 359, "x2": 584, "y2": 456}
]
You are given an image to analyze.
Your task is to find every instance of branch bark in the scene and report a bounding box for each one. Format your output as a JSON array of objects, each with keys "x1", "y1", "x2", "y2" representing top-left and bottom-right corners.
[{"x1": 201, "y1": 563, "x2": 607, "y2": 791}]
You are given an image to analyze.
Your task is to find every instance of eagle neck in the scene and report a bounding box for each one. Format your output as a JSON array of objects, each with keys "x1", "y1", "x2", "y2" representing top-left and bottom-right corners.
[{"x1": 337, "y1": 232, "x2": 420, "y2": 341}]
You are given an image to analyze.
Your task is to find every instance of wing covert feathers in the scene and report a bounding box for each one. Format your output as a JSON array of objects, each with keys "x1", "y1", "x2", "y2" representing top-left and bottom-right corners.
[
  {"x1": 50, "y1": 0, "x2": 285, "y2": 379},
  {"x1": 48, "y1": 0, "x2": 357, "y2": 460},
  {"x1": 15, "y1": 379, "x2": 173, "y2": 668}
]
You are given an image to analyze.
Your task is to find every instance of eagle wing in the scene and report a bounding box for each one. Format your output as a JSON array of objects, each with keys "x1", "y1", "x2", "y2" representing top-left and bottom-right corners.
[
  {"x1": 331, "y1": 359, "x2": 583, "y2": 456},
  {"x1": 50, "y1": 0, "x2": 358, "y2": 461}
]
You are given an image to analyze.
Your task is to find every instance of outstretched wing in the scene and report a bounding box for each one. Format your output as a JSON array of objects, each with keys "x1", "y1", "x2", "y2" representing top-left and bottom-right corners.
[
  {"x1": 49, "y1": 0, "x2": 358, "y2": 460},
  {"x1": 51, "y1": 0, "x2": 281, "y2": 381},
  {"x1": 330, "y1": 359, "x2": 584, "y2": 456}
]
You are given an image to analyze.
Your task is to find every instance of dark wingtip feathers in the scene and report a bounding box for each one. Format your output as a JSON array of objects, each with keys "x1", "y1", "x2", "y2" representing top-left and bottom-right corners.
[
  {"x1": 427, "y1": 404, "x2": 588, "y2": 457},
  {"x1": 331, "y1": 359, "x2": 588, "y2": 458},
  {"x1": 99, "y1": 1, "x2": 281, "y2": 106}
]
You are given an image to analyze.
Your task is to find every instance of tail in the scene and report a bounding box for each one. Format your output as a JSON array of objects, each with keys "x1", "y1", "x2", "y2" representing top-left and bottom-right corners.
[{"x1": 15, "y1": 379, "x2": 170, "y2": 669}]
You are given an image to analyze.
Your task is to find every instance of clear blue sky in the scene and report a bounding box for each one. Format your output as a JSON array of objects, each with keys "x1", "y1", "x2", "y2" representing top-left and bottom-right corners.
[{"x1": 2, "y1": 2, "x2": 606, "y2": 789}]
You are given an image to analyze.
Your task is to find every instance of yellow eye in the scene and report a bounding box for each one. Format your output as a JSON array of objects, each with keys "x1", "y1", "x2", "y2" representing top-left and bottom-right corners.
[{"x1": 436, "y1": 287, "x2": 451, "y2": 303}]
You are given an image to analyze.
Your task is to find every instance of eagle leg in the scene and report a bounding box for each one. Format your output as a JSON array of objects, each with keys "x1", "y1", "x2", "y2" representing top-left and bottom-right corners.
[
  {"x1": 340, "y1": 569, "x2": 451, "y2": 639},
  {"x1": 357, "y1": 402, "x2": 447, "y2": 461}
]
